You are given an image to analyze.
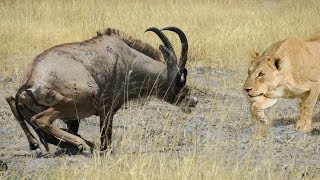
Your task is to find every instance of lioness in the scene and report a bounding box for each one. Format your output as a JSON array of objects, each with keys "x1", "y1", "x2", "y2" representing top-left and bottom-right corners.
[{"x1": 244, "y1": 34, "x2": 320, "y2": 132}]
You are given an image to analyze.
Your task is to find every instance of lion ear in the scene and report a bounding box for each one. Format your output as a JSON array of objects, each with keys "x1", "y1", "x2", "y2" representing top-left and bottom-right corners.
[
  {"x1": 250, "y1": 50, "x2": 260, "y2": 61},
  {"x1": 268, "y1": 57, "x2": 282, "y2": 71}
]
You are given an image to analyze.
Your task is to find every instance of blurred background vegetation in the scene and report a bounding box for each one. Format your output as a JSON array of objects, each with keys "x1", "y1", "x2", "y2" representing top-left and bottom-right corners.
[{"x1": 1, "y1": 0, "x2": 320, "y2": 76}]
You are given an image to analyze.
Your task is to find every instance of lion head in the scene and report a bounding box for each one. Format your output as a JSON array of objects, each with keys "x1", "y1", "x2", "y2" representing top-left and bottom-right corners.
[{"x1": 243, "y1": 51, "x2": 283, "y2": 98}]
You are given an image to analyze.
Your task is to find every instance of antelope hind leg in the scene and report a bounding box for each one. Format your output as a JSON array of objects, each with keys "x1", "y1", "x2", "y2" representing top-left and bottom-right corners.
[
  {"x1": 65, "y1": 120, "x2": 95, "y2": 149},
  {"x1": 30, "y1": 107, "x2": 92, "y2": 154},
  {"x1": 6, "y1": 96, "x2": 68, "y2": 154},
  {"x1": 55, "y1": 121, "x2": 95, "y2": 155},
  {"x1": 5, "y1": 96, "x2": 42, "y2": 151}
]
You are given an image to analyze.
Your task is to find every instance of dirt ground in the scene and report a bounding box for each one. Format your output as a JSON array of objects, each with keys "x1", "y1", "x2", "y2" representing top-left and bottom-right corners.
[{"x1": 0, "y1": 67, "x2": 319, "y2": 178}]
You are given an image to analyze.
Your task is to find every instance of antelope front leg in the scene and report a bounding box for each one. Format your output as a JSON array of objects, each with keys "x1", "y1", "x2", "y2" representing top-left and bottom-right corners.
[
  {"x1": 296, "y1": 88, "x2": 319, "y2": 132},
  {"x1": 99, "y1": 108, "x2": 114, "y2": 152},
  {"x1": 250, "y1": 96, "x2": 278, "y2": 125},
  {"x1": 66, "y1": 120, "x2": 79, "y2": 135}
]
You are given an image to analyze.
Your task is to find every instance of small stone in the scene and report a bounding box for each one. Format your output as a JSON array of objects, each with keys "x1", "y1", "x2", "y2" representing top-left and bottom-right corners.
[{"x1": 0, "y1": 160, "x2": 8, "y2": 171}]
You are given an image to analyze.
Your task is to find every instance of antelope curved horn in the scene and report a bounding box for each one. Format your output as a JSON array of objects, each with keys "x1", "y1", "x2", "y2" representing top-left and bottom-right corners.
[
  {"x1": 145, "y1": 27, "x2": 175, "y2": 54},
  {"x1": 161, "y1": 27, "x2": 188, "y2": 69}
]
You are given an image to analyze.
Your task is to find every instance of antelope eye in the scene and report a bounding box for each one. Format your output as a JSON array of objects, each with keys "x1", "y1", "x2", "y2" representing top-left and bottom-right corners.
[{"x1": 258, "y1": 72, "x2": 265, "y2": 77}]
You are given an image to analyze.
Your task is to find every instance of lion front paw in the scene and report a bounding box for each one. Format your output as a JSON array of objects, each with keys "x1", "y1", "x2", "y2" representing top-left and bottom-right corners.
[
  {"x1": 252, "y1": 110, "x2": 271, "y2": 125},
  {"x1": 255, "y1": 117, "x2": 271, "y2": 125},
  {"x1": 295, "y1": 119, "x2": 312, "y2": 132}
]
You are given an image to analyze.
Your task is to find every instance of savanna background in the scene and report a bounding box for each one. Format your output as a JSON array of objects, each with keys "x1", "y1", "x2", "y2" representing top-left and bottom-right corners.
[{"x1": 0, "y1": 0, "x2": 320, "y2": 179}]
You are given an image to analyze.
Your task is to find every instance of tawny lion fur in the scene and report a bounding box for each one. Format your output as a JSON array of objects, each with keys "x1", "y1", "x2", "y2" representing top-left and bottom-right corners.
[{"x1": 244, "y1": 33, "x2": 320, "y2": 132}]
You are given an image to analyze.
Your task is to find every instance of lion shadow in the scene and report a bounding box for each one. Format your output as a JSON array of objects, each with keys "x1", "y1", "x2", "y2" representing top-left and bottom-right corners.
[
  {"x1": 272, "y1": 117, "x2": 320, "y2": 135},
  {"x1": 272, "y1": 117, "x2": 296, "y2": 127}
]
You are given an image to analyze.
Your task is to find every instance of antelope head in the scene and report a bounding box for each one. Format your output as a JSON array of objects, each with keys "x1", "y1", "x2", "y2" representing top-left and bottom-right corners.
[{"x1": 146, "y1": 27, "x2": 198, "y2": 113}]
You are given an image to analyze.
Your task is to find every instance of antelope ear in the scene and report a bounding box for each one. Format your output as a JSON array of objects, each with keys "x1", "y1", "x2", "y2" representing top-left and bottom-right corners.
[
  {"x1": 268, "y1": 57, "x2": 282, "y2": 71},
  {"x1": 250, "y1": 50, "x2": 260, "y2": 61}
]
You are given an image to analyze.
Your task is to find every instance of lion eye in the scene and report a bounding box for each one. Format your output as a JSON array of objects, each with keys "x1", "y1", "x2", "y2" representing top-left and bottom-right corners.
[{"x1": 258, "y1": 72, "x2": 265, "y2": 77}]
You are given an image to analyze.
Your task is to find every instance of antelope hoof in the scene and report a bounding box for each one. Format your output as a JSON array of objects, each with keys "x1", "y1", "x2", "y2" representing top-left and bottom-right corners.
[
  {"x1": 77, "y1": 144, "x2": 92, "y2": 155},
  {"x1": 31, "y1": 148, "x2": 43, "y2": 158},
  {"x1": 29, "y1": 143, "x2": 41, "y2": 151}
]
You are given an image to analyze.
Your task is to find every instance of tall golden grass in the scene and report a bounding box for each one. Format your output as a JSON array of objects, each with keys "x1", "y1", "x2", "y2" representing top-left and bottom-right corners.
[
  {"x1": 1, "y1": 0, "x2": 320, "y2": 76},
  {"x1": 1, "y1": 0, "x2": 320, "y2": 179}
]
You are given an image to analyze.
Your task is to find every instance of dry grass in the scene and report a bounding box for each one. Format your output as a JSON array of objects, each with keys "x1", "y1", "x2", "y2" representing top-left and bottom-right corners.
[
  {"x1": 1, "y1": 0, "x2": 320, "y2": 76},
  {"x1": 1, "y1": 0, "x2": 320, "y2": 179},
  {"x1": 0, "y1": 98, "x2": 295, "y2": 180}
]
